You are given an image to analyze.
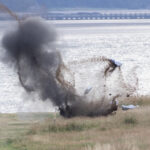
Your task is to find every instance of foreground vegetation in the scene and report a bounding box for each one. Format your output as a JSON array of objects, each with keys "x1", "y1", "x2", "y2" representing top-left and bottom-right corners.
[{"x1": 1, "y1": 96, "x2": 150, "y2": 150}]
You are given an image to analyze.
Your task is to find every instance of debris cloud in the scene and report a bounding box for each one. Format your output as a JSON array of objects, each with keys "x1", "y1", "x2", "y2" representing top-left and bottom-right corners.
[
  {"x1": 1, "y1": 3, "x2": 138, "y2": 117},
  {"x1": 2, "y1": 16, "x2": 119, "y2": 117}
]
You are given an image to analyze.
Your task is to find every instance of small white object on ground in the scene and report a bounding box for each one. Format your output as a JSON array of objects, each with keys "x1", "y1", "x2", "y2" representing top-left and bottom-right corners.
[{"x1": 122, "y1": 104, "x2": 139, "y2": 110}]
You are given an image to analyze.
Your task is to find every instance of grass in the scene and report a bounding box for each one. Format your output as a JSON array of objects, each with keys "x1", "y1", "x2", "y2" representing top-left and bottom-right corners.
[
  {"x1": 123, "y1": 116, "x2": 138, "y2": 125},
  {"x1": 85, "y1": 142, "x2": 140, "y2": 150},
  {"x1": 119, "y1": 95, "x2": 150, "y2": 106},
  {"x1": 1, "y1": 96, "x2": 150, "y2": 150},
  {"x1": 27, "y1": 119, "x2": 98, "y2": 134},
  {"x1": 47, "y1": 122, "x2": 91, "y2": 132}
]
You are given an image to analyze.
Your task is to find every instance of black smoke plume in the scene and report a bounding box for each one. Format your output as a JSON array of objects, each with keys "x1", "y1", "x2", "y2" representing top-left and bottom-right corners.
[
  {"x1": 1, "y1": 2, "x2": 129, "y2": 117},
  {"x1": 2, "y1": 16, "x2": 120, "y2": 117},
  {"x1": 2, "y1": 17, "x2": 72, "y2": 106}
]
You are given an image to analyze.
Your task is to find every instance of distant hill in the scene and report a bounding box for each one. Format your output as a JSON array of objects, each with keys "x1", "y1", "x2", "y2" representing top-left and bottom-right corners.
[
  {"x1": 37, "y1": 0, "x2": 150, "y2": 10},
  {"x1": 0, "y1": 0, "x2": 150, "y2": 12}
]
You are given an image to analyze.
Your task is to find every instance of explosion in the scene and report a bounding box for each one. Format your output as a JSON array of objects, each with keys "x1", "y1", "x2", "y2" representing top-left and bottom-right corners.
[{"x1": 1, "y1": 4, "x2": 138, "y2": 117}]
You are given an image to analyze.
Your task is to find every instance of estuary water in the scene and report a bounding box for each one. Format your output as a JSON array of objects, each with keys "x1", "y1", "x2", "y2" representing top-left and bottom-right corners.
[{"x1": 0, "y1": 19, "x2": 150, "y2": 113}]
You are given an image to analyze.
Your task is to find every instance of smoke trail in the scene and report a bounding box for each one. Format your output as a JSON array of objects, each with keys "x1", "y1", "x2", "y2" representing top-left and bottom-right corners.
[
  {"x1": 0, "y1": 3, "x2": 19, "y2": 22},
  {"x1": 67, "y1": 56, "x2": 119, "y2": 78},
  {"x1": 66, "y1": 56, "x2": 138, "y2": 98}
]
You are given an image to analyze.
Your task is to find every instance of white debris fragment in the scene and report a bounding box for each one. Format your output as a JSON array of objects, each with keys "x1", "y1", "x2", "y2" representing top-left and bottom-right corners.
[
  {"x1": 111, "y1": 59, "x2": 122, "y2": 67},
  {"x1": 122, "y1": 104, "x2": 139, "y2": 110},
  {"x1": 84, "y1": 87, "x2": 92, "y2": 95}
]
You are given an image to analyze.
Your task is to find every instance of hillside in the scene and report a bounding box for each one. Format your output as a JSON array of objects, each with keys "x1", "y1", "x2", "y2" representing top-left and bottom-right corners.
[
  {"x1": 0, "y1": 0, "x2": 150, "y2": 12},
  {"x1": 37, "y1": 0, "x2": 150, "y2": 10}
]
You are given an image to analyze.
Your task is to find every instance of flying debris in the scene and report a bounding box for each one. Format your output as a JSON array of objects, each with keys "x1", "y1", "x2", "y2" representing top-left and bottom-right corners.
[
  {"x1": 110, "y1": 59, "x2": 122, "y2": 67},
  {"x1": 84, "y1": 87, "x2": 92, "y2": 95},
  {"x1": 0, "y1": 3, "x2": 139, "y2": 118},
  {"x1": 104, "y1": 59, "x2": 122, "y2": 77},
  {"x1": 2, "y1": 16, "x2": 121, "y2": 117},
  {"x1": 122, "y1": 104, "x2": 139, "y2": 110}
]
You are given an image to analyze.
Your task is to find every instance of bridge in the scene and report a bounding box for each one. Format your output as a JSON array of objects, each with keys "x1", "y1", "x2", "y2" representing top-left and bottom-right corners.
[
  {"x1": 41, "y1": 12, "x2": 150, "y2": 20},
  {"x1": 1, "y1": 11, "x2": 150, "y2": 20}
]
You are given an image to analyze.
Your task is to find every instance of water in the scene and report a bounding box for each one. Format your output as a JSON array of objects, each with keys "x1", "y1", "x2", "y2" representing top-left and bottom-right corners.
[{"x1": 0, "y1": 19, "x2": 150, "y2": 113}]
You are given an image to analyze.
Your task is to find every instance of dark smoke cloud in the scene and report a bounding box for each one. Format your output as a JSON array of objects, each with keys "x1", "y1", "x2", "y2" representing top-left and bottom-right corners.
[
  {"x1": 1, "y1": 17, "x2": 81, "y2": 115},
  {"x1": 0, "y1": 3, "x2": 139, "y2": 118},
  {"x1": 2, "y1": 17, "x2": 119, "y2": 117},
  {"x1": 2, "y1": 17, "x2": 66, "y2": 106}
]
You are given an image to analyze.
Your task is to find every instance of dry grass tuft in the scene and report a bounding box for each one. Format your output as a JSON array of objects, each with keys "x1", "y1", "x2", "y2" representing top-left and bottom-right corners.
[
  {"x1": 119, "y1": 96, "x2": 150, "y2": 106},
  {"x1": 123, "y1": 116, "x2": 138, "y2": 125},
  {"x1": 85, "y1": 142, "x2": 140, "y2": 150}
]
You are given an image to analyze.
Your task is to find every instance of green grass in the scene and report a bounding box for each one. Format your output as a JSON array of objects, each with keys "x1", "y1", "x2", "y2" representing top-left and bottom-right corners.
[
  {"x1": 46, "y1": 122, "x2": 91, "y2": 132},
  {"x1": 123, "y1": 116, "x2": 138, "y2": 125},
  {"x1": 1, "y1": 96, "x2": 150, "y2": 150},
  {"x1": 34, "y1": 122, "x2": 97, "y2": 133},
  {"x1": 0, "y1": 140, "x2": 17, "y2": 150}
]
